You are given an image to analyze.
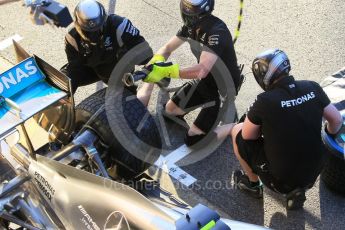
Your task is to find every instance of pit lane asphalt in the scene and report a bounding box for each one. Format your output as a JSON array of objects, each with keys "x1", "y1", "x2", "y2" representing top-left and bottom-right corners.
[{"x1": 0, "y1": 0, "x2": 345, "y2": 229}]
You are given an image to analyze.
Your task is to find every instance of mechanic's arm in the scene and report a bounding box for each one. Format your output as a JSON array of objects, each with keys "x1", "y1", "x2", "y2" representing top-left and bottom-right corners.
[
  {"x1": 143, "y1": 50, "x2": 217, "y2": 83},
  {"x1": 154, "y1": 36, "x2": 185, "y2": 61},
  {"x1": 61, "y1": 34, "x2": 88, "y2": 93},
  {"x1": 62, "y1": 33, "x2": 85, "y2": 76},
  {"x1": 138, "y1": 36, "x2": 185, "y2": 105},
  {"x1": 180, "y1": 28, "x2": 229, "y2": 80},
  {"x1": 179, "y1": 51, "x2": 218, "y2": 79},
  {"x1": 64, "y1": 34, "x2": 80, "y2": 65},
  {"x1": 119, "y1": 18, "x2": 153, "y2": 65},
  {"x1": 144, "y1": 30, "x2": 219, "y2": 82},
  {"x1": 323, "y1": 103, "x2": 342, "y2": 135},
  {"x1": 241, "y1": 117, "x2": 261, "y2": 140}
]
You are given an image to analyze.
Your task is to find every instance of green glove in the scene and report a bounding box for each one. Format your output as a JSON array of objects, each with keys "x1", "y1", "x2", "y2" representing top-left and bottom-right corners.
[
  {"x1": 144, "y1": 62, "x2": 179, "y2": 83},
  {"x1": 149, "y1": 54, "x2": 166, "y2": 64}
]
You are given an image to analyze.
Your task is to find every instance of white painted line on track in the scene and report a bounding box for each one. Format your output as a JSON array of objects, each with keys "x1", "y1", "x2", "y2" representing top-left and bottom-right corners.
[
  {"x1": 0, "y1": 34, "x2": 23, "y2": 51},
  {"x1": 152, "y1": 144, "x2": 196, "y2": 187},
  {"x1": 164, "y1": 144, "x2": 192, "y2": 164},
  {"x1": 154, "y1": 155, "x2": 197, "y2": 187}
]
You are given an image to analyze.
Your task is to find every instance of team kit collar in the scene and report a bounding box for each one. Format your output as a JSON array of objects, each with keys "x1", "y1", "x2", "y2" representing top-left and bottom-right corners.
[
  {"x1": 186, "y1": 15, "x2": 213, "y2": 37},
  {"x1": 271, "y1": 75, "x2": 295, "y2": 89}
]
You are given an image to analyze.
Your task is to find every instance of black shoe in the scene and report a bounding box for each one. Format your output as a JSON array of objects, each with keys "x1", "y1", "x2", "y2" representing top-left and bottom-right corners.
[
  {"x1": 234, "y1": 170, "x2": 263, "y2": 199},
  {"x1": 285, "y1": 188, "x2": 306, "y2": 210}
]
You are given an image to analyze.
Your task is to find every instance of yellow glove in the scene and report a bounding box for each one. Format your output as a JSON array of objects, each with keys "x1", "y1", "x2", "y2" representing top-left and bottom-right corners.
[
  {"x1": 149, "y1": 54, "x2": 166, "y2": 65},
  {"x1": 144, "y1": 62, "x2": 179, "y2": 83}
]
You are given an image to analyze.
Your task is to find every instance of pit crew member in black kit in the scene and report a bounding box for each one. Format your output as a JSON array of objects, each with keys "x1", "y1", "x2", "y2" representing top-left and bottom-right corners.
[
  {"x1": 216, "y1": 49, "x2": 342, "y2": 209},
  {"x1": 61, "y1": 0, "x2": 153, "y2": 104},
  {"x1": 140, "y1": 0, "x2": 242, "y2": 147}
]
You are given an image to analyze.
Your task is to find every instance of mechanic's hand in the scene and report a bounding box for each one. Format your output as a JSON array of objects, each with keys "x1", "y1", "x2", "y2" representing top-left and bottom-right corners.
[
  {"x1": 324, "y1": 122, "x2": 342, "y2": 139},
  {"x1": 149, "y1": 54, "x2": 166, "y2": 65},
  {"x1": 144, "y1": 62, "x2": 179, "y2": 83}
]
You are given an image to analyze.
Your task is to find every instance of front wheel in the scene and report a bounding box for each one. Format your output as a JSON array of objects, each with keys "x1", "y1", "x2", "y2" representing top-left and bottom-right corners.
[
  {"x1": 321, "y1": 120, "x2": 345, "y2": 195},
  {"x1": 75, "y1": 88, "x2": 161, "y2": 179},
  {"x1": 321, "y1": 154, "x2": 345, "y2": 195}
]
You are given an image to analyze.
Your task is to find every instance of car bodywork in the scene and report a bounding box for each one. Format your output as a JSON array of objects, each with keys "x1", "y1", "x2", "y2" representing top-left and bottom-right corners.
[{"x1": 0, "y1": 42, "x2": 268, "y2": 230}]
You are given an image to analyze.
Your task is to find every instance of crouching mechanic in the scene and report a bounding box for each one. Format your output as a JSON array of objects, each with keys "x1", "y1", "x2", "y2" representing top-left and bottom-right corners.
[
  {"x1": 140, "y1": 0, "x2": 242, "y2": 147},
  {"x1": 61, "y1": 0, "x2": 153, "y2": 102},
  {"x1": 216, "y1": 49, "x2": 342, "y2": 209}
]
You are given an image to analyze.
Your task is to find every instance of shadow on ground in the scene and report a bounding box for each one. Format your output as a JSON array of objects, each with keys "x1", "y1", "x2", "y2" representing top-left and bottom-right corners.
[
  {"x1": 179, "y1": 138, "x2": 265, "y2": 226},
  {"x1": 171, "y1": 137, "x2": 345, "y2": 229}
]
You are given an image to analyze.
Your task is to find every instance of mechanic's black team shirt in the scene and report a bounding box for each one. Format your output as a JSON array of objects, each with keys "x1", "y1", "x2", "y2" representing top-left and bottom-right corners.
[
  {"x1": 247, "y1": 76, "x2": 331, "y2": 186},
  {"x1": 177, "y1": 15, "x2": 241, "y2": 95},
  {"x1": 65, "y1": 15, "x2": 151, "y2": 82}
]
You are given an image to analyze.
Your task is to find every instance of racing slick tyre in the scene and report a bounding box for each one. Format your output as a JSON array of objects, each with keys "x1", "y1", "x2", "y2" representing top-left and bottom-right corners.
[
  {"x1": 75, "y1": 88, "x2": 161, "y2": 178},
  {"x1": 321, "y1": 154, "x2": 345, "y2": 195},
  {"x1": 321, "y1": 117, "x2": 345, "y2": 195}
]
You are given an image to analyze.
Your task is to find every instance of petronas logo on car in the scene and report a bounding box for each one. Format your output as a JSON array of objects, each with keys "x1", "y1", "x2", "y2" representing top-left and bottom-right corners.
[{"x1": 0, "y1": 59, "x2": 40, "y2": 96}]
